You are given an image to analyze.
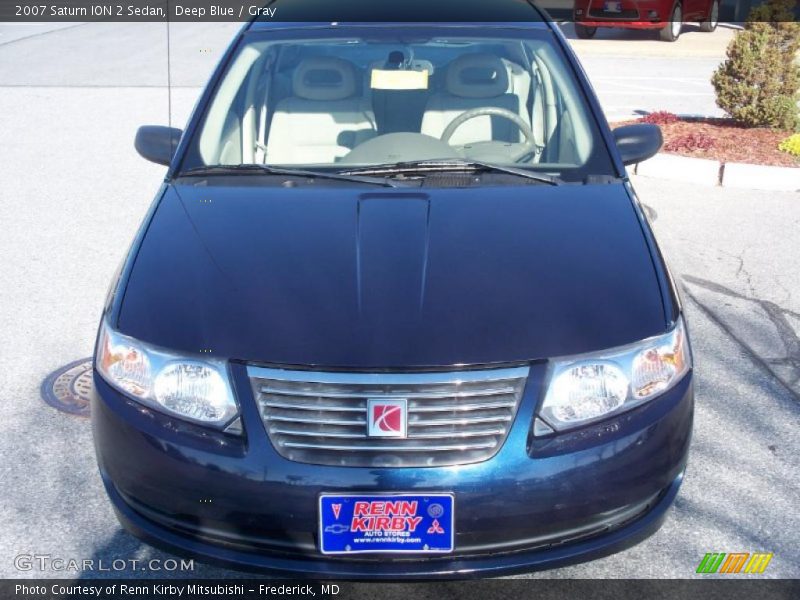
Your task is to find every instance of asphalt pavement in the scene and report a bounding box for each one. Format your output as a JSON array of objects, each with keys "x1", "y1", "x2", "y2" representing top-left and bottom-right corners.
[
  {"x1": 0, "y1": 21, "x2": 797, "y2": 581},
  {"x1": 562, "y1": 22, "x2": 733, "y2": 121}
]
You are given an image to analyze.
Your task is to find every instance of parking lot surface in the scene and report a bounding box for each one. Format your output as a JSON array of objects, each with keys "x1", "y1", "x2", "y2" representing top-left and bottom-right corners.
[
  {"x1": 563, "y1": 22, "x2": 733, "y2": 120},
  {"x1": 0, "y1": 22, "x2": 797, "y2": 580}
]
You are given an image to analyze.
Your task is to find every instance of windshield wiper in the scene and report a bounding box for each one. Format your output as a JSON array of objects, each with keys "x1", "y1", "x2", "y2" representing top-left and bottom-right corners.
[
  {"x1": 179, "y1": 164, "x2": 406, "y2": 188},
  {"x1": 340, "y1": 159, "x2": 563, "y2": 186}
]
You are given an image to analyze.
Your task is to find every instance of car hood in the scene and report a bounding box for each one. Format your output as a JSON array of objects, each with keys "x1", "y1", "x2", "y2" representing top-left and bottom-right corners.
[{"x1": 117, "y1": 182, "x2": 666, "y2": 368}]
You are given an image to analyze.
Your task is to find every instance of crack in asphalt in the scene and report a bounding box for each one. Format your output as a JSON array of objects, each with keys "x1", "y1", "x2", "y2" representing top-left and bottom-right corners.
[
  {"x1": 0, "y1": 22, "x2": 93, "y2": 49},
  {"x1": 682, "y1": 274, "x2": 800, "y2": 403}
]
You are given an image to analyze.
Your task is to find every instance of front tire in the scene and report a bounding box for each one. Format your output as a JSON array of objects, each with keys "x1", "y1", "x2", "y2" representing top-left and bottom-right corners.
[
  {"x1": 575, "y1": 24, "x2": 598, "y2": 39},
  {"x1": 700, "y1": 0, "x2": 719, "y2": 32},
  {"x1": 659, "y1": 3, "x2": 683, "y2": 42}
]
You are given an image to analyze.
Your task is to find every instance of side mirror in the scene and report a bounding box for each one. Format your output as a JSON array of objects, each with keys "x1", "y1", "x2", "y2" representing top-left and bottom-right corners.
[
  {"x1": 612, "y1": 124, "x2": 663, "y2": 166},
  {"x1": 134, "y1": 125, "x2": 182, "y2": 166}
]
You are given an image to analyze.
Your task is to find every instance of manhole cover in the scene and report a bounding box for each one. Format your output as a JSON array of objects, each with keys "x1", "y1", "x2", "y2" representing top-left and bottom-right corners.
[{"x1": 41, "y1": 358, "x2": 94, "y2": 417}]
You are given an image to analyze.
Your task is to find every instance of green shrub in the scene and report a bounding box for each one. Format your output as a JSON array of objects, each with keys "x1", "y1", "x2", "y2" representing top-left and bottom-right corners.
[
  {"x1": 711, "y1": 0, "x2": 800, "y2": 131},
  {"x1": 779, "y1": 133, "x2": 800, "y2": 156}
]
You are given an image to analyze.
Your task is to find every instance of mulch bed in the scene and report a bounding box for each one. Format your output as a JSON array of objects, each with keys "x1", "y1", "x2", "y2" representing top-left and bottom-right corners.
[{"x1": 612, "y1": 116, "x2": 799, "y2": 168}]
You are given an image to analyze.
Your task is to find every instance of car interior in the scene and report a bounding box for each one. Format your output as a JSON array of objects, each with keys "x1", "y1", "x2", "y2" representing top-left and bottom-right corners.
[{"x1": 197, "y1": 39, "x2": 592, "y2": 169}]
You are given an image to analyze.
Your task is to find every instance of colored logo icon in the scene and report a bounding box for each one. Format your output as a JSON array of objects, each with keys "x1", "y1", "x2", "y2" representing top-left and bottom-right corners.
[
  {"x1": 697, "y1": 552, "x2": 773, "y2": 574},
  {"x1": 427, "y1": 519, "x2": 445, "y2": 534},
  {"x1": 367, "y1": 398, "x2": 407, "y2": 438}
]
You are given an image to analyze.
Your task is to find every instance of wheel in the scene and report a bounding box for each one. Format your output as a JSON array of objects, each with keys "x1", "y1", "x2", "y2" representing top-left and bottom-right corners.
[
  {"x1": 700, "y1": 0, "x2": 719, "y2": 32},
  {"x1": 575, "y1": 24, "x2": 598, "y2": 39},
  {"x1": 659, "y1": 3, "x2": 682, "y2": 42}
]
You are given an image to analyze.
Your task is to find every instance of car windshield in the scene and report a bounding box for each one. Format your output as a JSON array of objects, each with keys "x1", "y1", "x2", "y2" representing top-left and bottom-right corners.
[{"x1": 180, "y1": 26, "x2": 615, "y2": 181}]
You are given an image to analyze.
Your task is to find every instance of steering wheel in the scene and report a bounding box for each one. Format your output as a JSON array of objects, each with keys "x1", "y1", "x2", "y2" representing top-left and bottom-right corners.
[{"x1": 441, "y1": 107, "x2": 538, "y2": 162}]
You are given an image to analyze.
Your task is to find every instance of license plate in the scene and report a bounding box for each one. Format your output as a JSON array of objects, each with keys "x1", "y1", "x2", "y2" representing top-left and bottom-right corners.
[
  {"x1": 319, "y1": 493, "x2": 454, "y2": 554},
  {"x1": 604, "y1": 1, "x2": 622, "y2": 12}
]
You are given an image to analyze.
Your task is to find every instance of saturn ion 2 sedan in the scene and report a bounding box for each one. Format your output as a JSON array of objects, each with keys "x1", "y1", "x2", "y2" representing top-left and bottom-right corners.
[{"x1": 92, "y1": 0, "x2": 693, "y2": 578}]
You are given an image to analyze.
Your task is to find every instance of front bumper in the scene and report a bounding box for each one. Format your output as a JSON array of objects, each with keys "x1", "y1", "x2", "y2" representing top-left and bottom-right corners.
[
  {"x1": 576, "y1": 20, "x2": 668, "y2": 29},
  {"x1": 574, "y1": 2, "x2": 668, "y2": 29},
  {"x1": 92, "y1": 363, "x2": 693, "y2": 578}
]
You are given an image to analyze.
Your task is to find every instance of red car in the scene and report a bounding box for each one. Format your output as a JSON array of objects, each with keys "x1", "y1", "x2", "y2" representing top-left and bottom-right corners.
[{"x1": 573, "y1": 0, "x2": 719, "y2": 41}]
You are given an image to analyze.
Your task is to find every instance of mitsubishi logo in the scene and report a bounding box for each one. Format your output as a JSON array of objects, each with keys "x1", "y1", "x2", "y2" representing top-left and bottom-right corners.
[{"x1": 367, "y1": 398, "x2": 407, "y2": 438}]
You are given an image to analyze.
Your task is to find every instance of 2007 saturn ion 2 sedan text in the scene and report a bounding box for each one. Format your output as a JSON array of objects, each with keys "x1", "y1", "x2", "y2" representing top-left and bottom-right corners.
[{"x1": 92, "y1": 0, "x2": 693, "y2": 578}]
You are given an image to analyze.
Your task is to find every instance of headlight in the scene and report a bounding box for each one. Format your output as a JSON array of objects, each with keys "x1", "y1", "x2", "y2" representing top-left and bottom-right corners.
[
  {"x1": 95, "y1": 319, "x2": 239, "y2": 430},
  {"x1": 539, "y1": 317, "x2": 690, "y2": 432}
]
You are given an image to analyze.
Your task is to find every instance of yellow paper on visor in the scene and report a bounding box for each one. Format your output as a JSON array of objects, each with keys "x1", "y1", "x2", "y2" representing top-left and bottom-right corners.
[{"x1": 370, "y1": 69, "x2": 429, "y2": 90}]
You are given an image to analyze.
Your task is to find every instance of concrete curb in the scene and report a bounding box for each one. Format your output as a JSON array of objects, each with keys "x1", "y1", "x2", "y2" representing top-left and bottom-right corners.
[
  {"x1": 634, "y1": 153, "x2": 799, "y2": 191},
  {"x1": 723, "y1": 162, "x2": 800, "y2": 191},
  {"x1": 636, "y1": 154, "x2": 721, "y2": 186}
]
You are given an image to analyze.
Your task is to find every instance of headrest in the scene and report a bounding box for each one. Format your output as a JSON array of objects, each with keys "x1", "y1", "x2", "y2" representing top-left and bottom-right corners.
[
  {"x1": 445, "y1": 54, "x2": 509, "y2": 99},
  {"x1": 293, "y1": 57, "x2": 357, "y2": 101}
]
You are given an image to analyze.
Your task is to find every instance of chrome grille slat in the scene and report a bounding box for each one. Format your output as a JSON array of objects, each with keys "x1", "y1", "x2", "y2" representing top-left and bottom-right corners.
[
  {"x1": 409, "y1": 400, "x2": 517, "y2": 412},
  {"x1": 282, "y1": 441, "x2": 499, "y2": 452},
  {"x1": 262, "y1": 400, "x2": 367, "y2": 412},
  {"x1": 248, "y1": 365, "x2": 529, "y2": 467},
  {"x1": 265, "y1": 415, "x2": 366, "y2": 426},
  {"x1": 408, "y1": 414, "x2": 512, "y2": 426},
  {"x1": 260, "y1": 386, "x2": 517, "y2": 399},
  {"x1": 263, "y1": 399, "x2": 517, "y2": 413},
  {"x1": 406, "y1": 428, "x2": 505, "y2": 439},
  {"x1": 269, "y1": 428, "x2": 367, "y2": 439},
  {"x1": 270, "y1": 426, "x2": 506, "y2": 440}
]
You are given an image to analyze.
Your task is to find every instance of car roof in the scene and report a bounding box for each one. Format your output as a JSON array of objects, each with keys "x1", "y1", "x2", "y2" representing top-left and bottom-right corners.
[{"x1": 247, "y1": 0, "x2": 551, "y2": 30}]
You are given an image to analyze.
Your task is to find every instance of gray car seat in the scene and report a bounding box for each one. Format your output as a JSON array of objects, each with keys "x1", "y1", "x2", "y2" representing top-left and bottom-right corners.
[
  {"x1": 420, "y1": 53, "x2": 529, "y2": 146},
  {"x1": 266, "y1": 57, "x2": 377, "y2": 164}
]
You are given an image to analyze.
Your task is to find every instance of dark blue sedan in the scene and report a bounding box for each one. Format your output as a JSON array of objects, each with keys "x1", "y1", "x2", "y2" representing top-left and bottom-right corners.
[{"x1": 92, "y1": 0, "x2": 693, "y2": 578}]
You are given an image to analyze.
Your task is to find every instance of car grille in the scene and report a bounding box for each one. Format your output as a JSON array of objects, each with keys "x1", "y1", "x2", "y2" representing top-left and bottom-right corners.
[
  {"x1": 247, "y1": 366, "x2": 529, "y2": 467},
  {"x1": 588, "y1": 8, "x2": 640, "y2": 19}
]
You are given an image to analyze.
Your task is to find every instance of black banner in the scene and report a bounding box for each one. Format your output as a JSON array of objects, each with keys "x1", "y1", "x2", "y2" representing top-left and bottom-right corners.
[
  {"x1": 0, "y1": 0, "x2": 798, "y2": 22},
  {"x1": 3, "y1": 579, "x2": 800, "y2": 600}
]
